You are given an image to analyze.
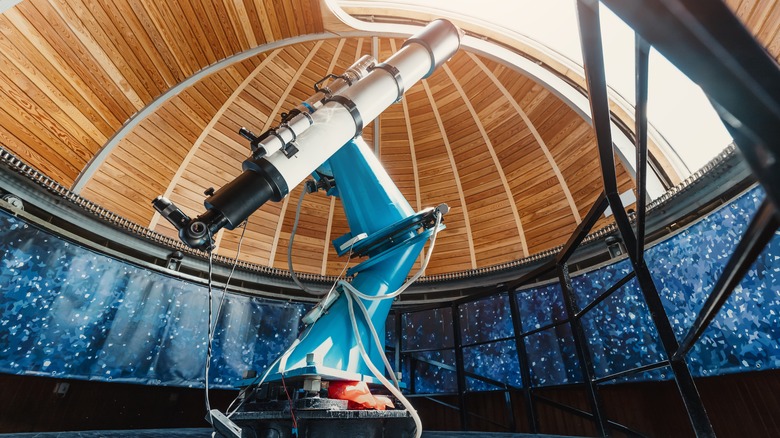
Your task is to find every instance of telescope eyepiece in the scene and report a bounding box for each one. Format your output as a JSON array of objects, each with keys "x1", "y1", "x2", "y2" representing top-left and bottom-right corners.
[
  {"x1": 151, "y1": 196, "x2": 220, "y2": 251},
  {"x1": 189, "y1": 221, "x2": 207, "y2": 237},
  {"x1": 152, "y1": 196, "x2": 191, "y2": 230}
]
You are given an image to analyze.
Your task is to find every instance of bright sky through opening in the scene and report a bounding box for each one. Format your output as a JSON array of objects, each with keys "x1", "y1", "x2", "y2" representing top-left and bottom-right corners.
[{"x1": 339, "y1": 0, "x2": 734, "y2": 175}]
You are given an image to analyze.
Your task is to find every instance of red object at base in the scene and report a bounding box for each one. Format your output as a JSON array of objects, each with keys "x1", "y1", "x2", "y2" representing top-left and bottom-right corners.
[{"x1": 328, "y1": 381, "x2": 395, "y2": 410}]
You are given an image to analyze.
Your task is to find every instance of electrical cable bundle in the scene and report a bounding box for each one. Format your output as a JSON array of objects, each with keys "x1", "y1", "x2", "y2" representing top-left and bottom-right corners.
[
  {"x1": 286, "y1": 188, "x2": 443, "y2": 438},
  {"x1": 221, "y1": 186, "x2": 442, "y2": 438},
  {"x1": 205, "y1": 221, "x2": 249, "y2": 430}
]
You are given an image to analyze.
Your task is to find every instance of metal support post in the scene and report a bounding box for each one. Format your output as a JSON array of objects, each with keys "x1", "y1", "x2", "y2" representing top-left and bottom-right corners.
[
  {"x1": 576, "y1": 2, "x2": 715, "y2": 435},
  {"x1": 504, "y1": 390, "x2": 516, "y2": 432},
  {"x1": 451, "y1": 303, "x2": 469, "y2": 430},
  {"x1": 558, "y1": 263, "x2": 610, "y2": 437},
  {"x1": 508, "y1": 291, "x2": 539, "y2": 433},
  {"x1": 634, "y1": 35, "x2": 650, "y2": 262},
  {"x1": 601, "y1": 0, "x2": 780, "y2": 213},
  {"x1": 409, "y1": 354, "x2": 417, "y2": 394},
  {"x1": 395, "y1": 310, "x2": 403, "y2": 373},
  {"x1": 557, "y1": 192, "x2": 609, "y2": 264}
]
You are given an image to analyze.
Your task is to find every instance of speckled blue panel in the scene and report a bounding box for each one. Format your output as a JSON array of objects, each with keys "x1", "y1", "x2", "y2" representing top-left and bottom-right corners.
[
  {"x1": 571, "y1": 259, "x2": 632, "y2": 312},
  {"x1": 645, "y1": 186, "x2": 780, "y2": 376},
  {"x1": 516, "y1": 283, "x2": 566, "y2": 334},
  {"x1": 404, "y1": 349, "x2": 457, "y2": 394},
  {"x1": 463, "y1": 339, "x2": 522, "y2": 390},
  {"x1": 397, "y1": 187, "x2": 779, "y2": 393},
  {"x1": 645, "y1": 187, "x2": 765, "y2": 340},
  {"x1": 402, "y1": 308, "x2": 454, "y2": 351},
  {"x1": 3, "y1": 185, "x2": 780, "y2": 393},
  {"x1": 0, "y1": 211, "x2": 308, "y2": 389},
  {"x1": 386, "y1": 312, "x2": 397, "y2": 349},
  {"x1": 524, "y1": 324, "x2": 582, "y2": 386},
  {"x1": 459, "y1": 294, "x2": 514, "y2": 345},
  {"x1": 575, "y1": 275, "x2": 666, "y2": 381}
]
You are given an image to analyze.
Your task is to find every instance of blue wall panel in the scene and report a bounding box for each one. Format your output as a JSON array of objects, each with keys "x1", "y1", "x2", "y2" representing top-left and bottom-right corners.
[
  {"x1": 2, "y1": 185, "x2": 779, "y2": 394},
  {"x1": 402, "y1": 308, "x2": 454, "y2": 351},
  {"x1": 0, "y1": 211, "x2": 308, "y2": 388},
  {"x1": 404, "y1": 349, "x2": 457, "y2": 394},
  {"x1": 645, "y1": 187, "x2": 780, "y2": 376},
  {"x1": 524, "y1": 323, "x2": 582, "y2": 386},
  {"x1": 516, "y1": 283, "x2": 566, "y2": 334},
  {"x1": 459, "y1": 294, "x2": 513, "y2": 345},
  {"x1": 463, "y1": 339, "x2": 522, "y2": 390},
  {"x1": 575, "y1": 274, "x2": 666, "y2": 381},
  {"x1": 401, "y1": 186, "x2": 780, "y2": 393}
]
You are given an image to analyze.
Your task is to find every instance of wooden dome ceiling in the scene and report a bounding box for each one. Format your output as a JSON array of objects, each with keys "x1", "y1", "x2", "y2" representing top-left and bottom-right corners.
[{"x1": 1, "y1": 0, "x2": 778, "y2": 277}]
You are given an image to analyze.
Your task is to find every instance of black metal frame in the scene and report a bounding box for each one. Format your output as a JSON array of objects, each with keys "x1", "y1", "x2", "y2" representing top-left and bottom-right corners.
[
  {"x1": 574, "y1": 1, "x2": 780, "y2": 436},
  {"x1": 388, "y1": 1, "x2": 780, "y2": 436}
]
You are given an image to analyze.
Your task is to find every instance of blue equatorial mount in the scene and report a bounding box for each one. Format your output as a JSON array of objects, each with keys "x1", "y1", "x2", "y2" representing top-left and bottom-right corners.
[{"x1": 261, "y1": 136, "x2": 445, "y2": 383}]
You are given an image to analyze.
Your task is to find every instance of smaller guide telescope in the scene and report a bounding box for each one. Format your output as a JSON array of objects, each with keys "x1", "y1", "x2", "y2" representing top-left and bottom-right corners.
[{"x1": 153, "y1": 20, "x2": 462, "y2": 249}]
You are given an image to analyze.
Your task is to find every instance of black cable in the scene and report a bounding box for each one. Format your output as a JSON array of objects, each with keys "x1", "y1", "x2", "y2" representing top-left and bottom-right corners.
[
  {"x1": 210, "y1": 220, "x2": 249, "y2": 341},
  {"x1": 205, "y1": 222, "x2": 247, "y2": 430},
  {"x1": 288, "y1": 187, "x2": 320, "y2": 295},
  {"x1": 280, "y1": 372, "x2": 298, "y2": 436},
  {"x1": 205, "y1": 229, "x2": 214, "y2": 428}
]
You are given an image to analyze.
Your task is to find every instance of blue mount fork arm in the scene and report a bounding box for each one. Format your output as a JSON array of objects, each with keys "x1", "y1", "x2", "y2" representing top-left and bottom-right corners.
[{"x1": 262, "y1": 137, "x2": 443, "y2": 383}]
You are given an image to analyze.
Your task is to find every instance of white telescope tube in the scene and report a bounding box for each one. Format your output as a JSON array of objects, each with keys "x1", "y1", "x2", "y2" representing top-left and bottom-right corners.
[
  {"x1": 154, "y1": 20, "x2": 462, "y2": 248},
  {"x1": 249, "y1": 55, "x2": 377, "y2": 156},
  {"x1": 261, "y1": 19, "x2": 462, "y2": 194}
]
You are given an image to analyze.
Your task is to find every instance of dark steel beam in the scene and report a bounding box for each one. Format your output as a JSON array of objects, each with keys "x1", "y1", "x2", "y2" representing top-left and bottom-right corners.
[
  {"x1": 611, "y1": 222, "x2": 715, "y2": 436},
  {"x1": 600, "y1": 0, "x2": 780, "y2": 214},
  {"x1": 530, "y1": 382, "x2": 587, "y2": 392},
  {"x1": 674, "y1": 199, "x2": 779, "y2": 360},
  {"x1": 504, "y1": 390, "x2": 516, "y2": 432},
  {"x1": 577, "y1": 0, "x2": 639, "y2": 262},
  {"x1": 461, "y1": 335, "x2": 517, "y2": 349},
  {"x1": 577, "y1": 1, "x2": 619, "y2": 196},
  {"x1": 576, "y1": 2, "x2": 714, "y2": 435},
  {"x1": 634, "y1": 35, "x2": 650, "y2": 263},
  {"x1": 452, "y1": 303, "x2": 469, "y2": 430},
  {"x1": 557, "y1": 191, "x2": 609, "y2": 264},
  {"x1": 394, "y1": 310, "x2": 402, "y2": 372},
  {"x1": 509, "y1": 290, "x2": 540, "y2": 433},
  {"x1": 520, "y1": 319, "x2": 570, "y2": 338},
  {"x1": 409, "y1": 355, "x2": 417, "y2": 394},
  {"x1": 558, "y1": 263, "x2": 610, "y2": 436},
  {"x1": 532, "y1": 394, "x2": 647, "y2": 438},
  {"x1": 575, "y1": 271, "x2": 637, "y2": 319},
  {"x1": 407, "y1": 354, "x2": 519, "y2": 390},
  {"x1": 401, "y1": 346, "x2": 456, "y2": 354},
  {"x1": 593, "y1": 360, "x2": 670, "y2": 384}
]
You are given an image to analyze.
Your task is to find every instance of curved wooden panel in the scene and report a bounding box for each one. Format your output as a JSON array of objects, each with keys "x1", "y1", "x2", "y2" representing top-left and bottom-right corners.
[
  {"x1": 0, "y1": 0, "x2": 323, "y2": 189},
  {"x1": 7, "y1": 0, "x2": 765, "y2": 276},
  {"x1": 727, "y1": 0, "x2": 780, "y2": 62}
]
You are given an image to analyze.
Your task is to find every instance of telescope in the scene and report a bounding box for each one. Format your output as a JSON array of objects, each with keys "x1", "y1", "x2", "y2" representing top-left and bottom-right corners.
[{"x1": 153, "y1": 19, "x2": 462, "y2": 250}]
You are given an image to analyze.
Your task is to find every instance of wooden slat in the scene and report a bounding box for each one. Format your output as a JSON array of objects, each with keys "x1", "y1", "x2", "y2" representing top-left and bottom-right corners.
[
  {"x1": 468, "y1": 52, "x2": 582, "y2": 224},
  {"x1": 147, "y1": 49, "x2": 280, "y2": 229},
  {"x1": 5, "y1": 0, "x2": 762, "y2": 276},
  {"x1": 421, "y1": 78, "x2": 477, "y2": 270},
  {"x1": 231, "y1": 40, "x2": 325, "y2": 267},
  {"x1": 442, "y1": 62, "x2": 528, "y2": 258}
]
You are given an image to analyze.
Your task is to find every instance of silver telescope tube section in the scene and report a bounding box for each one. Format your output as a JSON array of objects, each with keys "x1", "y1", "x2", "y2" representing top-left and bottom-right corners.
[
  {"x1": 253, "y1": 55, "x2": 377, "y2": 155},
  {"x1": 265, "y1": 19, "x2": 462, "y2": 193},
  {"x1": 153, "y1": 19, "x2": 462, "y2": 249},
  {"x1": 300, "y1": 55, "x2": 377, "y2": 112}
]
